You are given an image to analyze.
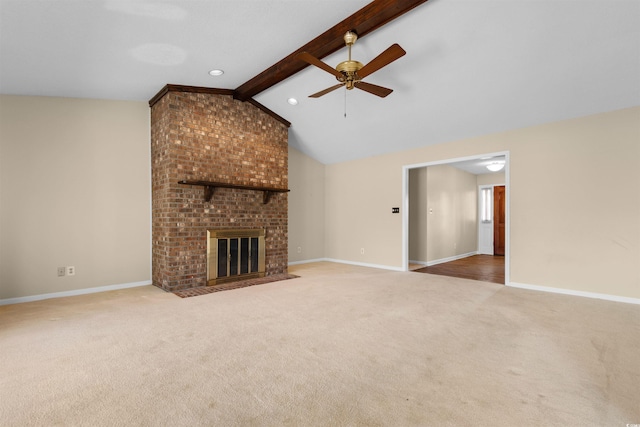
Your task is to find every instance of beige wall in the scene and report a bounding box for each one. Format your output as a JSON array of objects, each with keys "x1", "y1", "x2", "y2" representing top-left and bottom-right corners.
[
  {"x1": 288, "y1": 147, "x2": 325, "y2": 262},
  {"x1": 477, "y1": 172, "x2": 505, "y2": 186},
  {"x1": 409, "y1": 165, "x2": 477, "y2": 263},
  {"x1": 2, "y1": 95, "x2": 638, "y2": 302},
  {"x1": 426, "y1": 165, "x2": 477, "y2": 262},
  {"x1": 408, "y1": 167, "x2": 428, "y2": 261},
  {"x1": 0, "y1": 95, "x2": 151, "y2": 300},
  {"x1": 325, "y1": 107, "x2": 640, "y2": 299},
  {"x1": 325, "y1": 152, "x2": 405, "y2": 267}
]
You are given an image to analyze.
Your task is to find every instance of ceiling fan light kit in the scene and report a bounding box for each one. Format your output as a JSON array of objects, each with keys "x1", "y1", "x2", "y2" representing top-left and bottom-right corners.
[{"x1": 298, "y1": 30, "x2": 406, "y2": 99}]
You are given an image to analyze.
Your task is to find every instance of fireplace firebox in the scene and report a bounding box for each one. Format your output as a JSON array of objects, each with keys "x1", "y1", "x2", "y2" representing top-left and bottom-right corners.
[{"x1": 207, "y1": 229, "x2": 265, "y2": 286}]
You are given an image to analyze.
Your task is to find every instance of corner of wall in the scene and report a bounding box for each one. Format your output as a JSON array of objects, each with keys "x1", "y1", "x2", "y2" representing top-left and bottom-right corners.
[{"x1": 287, "y1": 147, "x2": 326, "y2": 263}]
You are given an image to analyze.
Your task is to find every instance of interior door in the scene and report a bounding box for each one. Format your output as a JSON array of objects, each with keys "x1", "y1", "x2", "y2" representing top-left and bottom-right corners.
[{"x1": 493, "y1": 185, "x2": 506, "y2": 256}]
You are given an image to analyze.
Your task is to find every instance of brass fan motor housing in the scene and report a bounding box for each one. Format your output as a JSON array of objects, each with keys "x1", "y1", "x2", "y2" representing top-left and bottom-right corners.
[
  {"x1": 336, "y1": 60, "x2": 363, "y2": 73},
  {"x1": 336, "y1": 60, "x2": 363, "y2": 90}
]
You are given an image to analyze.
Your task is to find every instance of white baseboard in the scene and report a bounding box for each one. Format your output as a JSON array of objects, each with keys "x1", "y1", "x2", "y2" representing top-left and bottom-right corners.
[
  {"x1": 424, "y1": 251, "x2": 478, "y2": 267},
  {"x1": 409, "y1": 260, "x2": 428, "y2": 267},
  {"x1": 0, "y1": 280, "x2": 153, "y2": 306},
  {"x1": 288, "y1": 258, "x2": 327, "y2": 266},
  {"x1": 324, "y1": 258, "x2": 404, "y2": 271},
  {"x1": 289, "y1": 258, "x2": 403, "y2": 272},
  {"x1": 508, "y1": 282, "x2": 640, "y2": 305}
]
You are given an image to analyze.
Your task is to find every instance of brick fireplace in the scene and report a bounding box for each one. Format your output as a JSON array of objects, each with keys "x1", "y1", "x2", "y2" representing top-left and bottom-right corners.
[{"x1": 150, "y1": 85, "x2": 290, "y2": 292}]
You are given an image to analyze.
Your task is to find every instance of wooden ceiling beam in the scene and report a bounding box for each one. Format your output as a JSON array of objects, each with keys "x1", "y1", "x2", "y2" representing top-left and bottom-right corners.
[{"x1": 233, "y1": 0, "x2": 430, "y2": 101}]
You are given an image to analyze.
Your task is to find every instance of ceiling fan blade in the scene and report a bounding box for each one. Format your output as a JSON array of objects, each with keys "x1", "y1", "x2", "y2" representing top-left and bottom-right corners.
[
  {"x1": 357, "y1": 43, "x2": 406, "y2": 79},
  {"x1": 298, "y1": 52, "x2": 344, "y2": 80},
  {"x1": 309, "y1": 83, "x2": 345, "y2": 98},
  {"x1": 354, "y1": 81, "x2": 393, "y2": 98}
]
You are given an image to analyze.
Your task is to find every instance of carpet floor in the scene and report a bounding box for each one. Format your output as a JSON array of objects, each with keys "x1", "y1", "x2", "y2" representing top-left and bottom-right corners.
[{"x1": 1, "y1": 262, "x2": 639, "y2": 426}]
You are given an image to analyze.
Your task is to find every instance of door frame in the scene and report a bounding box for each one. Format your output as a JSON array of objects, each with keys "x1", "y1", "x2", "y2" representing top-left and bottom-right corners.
[{"x1": 402, "y1": 151, "x2": 510, "y2": 285}]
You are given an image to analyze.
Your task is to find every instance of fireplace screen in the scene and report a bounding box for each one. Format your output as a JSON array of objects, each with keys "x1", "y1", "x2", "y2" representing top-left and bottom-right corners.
[{"x1": 207, "y1": 229, "x2": 265, "y2": 285}]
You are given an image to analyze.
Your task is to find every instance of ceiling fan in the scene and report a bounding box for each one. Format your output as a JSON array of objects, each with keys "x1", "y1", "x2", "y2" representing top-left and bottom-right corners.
[{"x1": 298, "y1": 31, "x2": 406, "y2": 98}]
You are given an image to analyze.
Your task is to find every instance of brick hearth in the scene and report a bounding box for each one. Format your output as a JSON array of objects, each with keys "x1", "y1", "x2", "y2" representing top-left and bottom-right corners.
[{"x1": 150, "y1": 86, "x2": 289, "y2": 292}]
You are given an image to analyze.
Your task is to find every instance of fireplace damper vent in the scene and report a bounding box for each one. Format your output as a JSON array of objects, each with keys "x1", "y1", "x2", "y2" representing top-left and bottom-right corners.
[{"x1": 207, "y1": 229, "x2": 265, "y2": 286}]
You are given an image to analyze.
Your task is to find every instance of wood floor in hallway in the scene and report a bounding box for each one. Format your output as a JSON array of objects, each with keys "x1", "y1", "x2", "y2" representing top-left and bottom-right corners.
[{"x1": 414, "y1": 255, "x2": 505, "y2": 285}]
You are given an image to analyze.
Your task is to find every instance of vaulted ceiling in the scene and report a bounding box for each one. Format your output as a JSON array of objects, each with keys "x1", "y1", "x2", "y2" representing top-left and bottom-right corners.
[{"x1": 1, "y1": 0, "x2": 638, "y2": 164}]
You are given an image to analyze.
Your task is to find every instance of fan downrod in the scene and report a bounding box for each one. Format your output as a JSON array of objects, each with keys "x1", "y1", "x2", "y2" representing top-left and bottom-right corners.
[{"x1": 336, "y1": 31, "x2": 363, "y2": 90}]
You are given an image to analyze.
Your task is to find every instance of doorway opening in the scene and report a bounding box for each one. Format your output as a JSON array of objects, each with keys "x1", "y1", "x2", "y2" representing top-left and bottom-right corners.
[{"x1": 402, "y1": 152, "x2": 510, "y2": 284}]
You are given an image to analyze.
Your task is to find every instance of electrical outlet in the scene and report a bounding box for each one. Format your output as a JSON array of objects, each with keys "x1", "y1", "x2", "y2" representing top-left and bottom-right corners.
[
  {"x1": 297, "y1": 246, "x2": 302, "y2": 253},
  {"x1": 360, "y1": 248, "x2": 365, "y2": 255},
  {"x1": 66, "y1": 266, "x2": 75, "y2": 276},
  {"x1": 57, "y1": 267, "x2": 66, "y2": 277}
]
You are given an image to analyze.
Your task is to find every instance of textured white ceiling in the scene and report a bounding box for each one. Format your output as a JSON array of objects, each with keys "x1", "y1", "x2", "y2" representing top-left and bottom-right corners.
[
  {"x1": 1, "y1": 0, "x2": 638, "y2": 165},
  {"x1": 0, "y1": 0, "x2": 369, "y2": 99}
]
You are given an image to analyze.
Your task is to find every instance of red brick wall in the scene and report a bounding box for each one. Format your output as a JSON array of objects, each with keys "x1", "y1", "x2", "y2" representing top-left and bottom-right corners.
[{"x1": 151, "y1": 89, "x2": 289, "y2": 291}]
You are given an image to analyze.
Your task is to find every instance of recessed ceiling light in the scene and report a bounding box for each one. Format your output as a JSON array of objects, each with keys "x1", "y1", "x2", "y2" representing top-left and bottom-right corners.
[
  {"x1": 287, "y1": 98, "x2": 298, "y2": 106},
  {"x1": 208, "y1": 69, "x2": 224, "y2": 76}
]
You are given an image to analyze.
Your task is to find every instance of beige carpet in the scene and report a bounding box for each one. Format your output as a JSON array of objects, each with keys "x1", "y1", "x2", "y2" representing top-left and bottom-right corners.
[{"x1": 1, "y1": 262, "x2": 639, "y2": 426}]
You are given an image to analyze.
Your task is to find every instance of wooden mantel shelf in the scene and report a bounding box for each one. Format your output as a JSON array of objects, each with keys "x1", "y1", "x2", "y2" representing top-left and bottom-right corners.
[{"x1": 178, "y1": 180, "x2": 289, "y2": 204}]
